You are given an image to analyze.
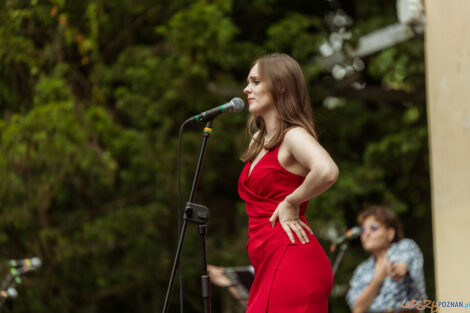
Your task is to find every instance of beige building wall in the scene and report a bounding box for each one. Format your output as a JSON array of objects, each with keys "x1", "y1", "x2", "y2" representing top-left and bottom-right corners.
[{"x1": 425, "y1": 0, "x2": 470, "y2": 311}]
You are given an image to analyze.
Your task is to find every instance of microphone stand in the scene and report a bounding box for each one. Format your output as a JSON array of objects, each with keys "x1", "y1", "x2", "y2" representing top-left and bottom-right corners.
[
  {"x1": 331, "y1": 242, "x2": 349, "y2": 278},
  {"x1": 0, "y1": 269, "x2": 22, "y2": 312},
  {"x1": 162, "y1": 120, "x2": 213, "y2": 313},
  {"x1": 329, "y1": 242, "x2": 350, "y2": 313}
]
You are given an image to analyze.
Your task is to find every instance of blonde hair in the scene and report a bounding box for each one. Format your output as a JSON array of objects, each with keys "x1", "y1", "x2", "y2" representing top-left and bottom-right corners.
[{"x1": 240, "y1": 53, "x2": 317, "y2": 163}]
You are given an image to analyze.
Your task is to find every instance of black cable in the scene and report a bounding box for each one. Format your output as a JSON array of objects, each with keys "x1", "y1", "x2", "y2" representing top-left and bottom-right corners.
[{"x1": 177, "y1": 118, "x2": 192, "y2": 313}]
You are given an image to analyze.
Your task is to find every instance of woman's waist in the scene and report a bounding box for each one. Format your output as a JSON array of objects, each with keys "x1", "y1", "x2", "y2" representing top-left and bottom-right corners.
[
  {"x1": 248, "y1": 214, "x2": 308, "y2": 224},
  {"x1": 247, "y1": 217, "x2": 312, "y2": 244},
  {"x1": 239, "y1": 182, "x2": 309, "y2": 209},
  {"x1": 245, "y1": 203, "x2": 308, "y2": 218}
]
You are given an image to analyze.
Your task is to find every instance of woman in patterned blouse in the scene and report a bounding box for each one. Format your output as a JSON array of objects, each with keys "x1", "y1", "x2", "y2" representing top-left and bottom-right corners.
[{"x1": 346, "y1": 205, "x2": 427, "y2": 313}]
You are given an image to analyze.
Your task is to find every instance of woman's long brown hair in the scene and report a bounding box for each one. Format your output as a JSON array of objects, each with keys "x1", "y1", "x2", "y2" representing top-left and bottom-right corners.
[{"x1": 240, "y1": 53, "x2": 318, "y2": 163}]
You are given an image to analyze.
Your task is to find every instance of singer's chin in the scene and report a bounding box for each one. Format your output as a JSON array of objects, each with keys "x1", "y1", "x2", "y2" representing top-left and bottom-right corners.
[{"x1": 248, "y1": 106, "x2": 265, "y2": 117}]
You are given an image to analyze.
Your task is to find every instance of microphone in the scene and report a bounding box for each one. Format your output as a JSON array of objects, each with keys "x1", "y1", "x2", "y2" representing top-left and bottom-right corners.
[
  {"x1": 189, "y1": 97, "x2": 244, "y2": 122},
  {"x1": 330, "y1": 226, "x2": 361, "y2": 252},
  {"x1": 0, "y1": 288, "x2": 18, "y2": 299},
  {"x1": 8, "y1": 257, "x2": 42, "y2": 269}
]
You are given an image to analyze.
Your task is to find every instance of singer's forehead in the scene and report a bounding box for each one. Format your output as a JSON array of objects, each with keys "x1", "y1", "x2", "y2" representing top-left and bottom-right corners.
[{"x1": 246, "y1": 63, "x2": 260, "y2": 81}]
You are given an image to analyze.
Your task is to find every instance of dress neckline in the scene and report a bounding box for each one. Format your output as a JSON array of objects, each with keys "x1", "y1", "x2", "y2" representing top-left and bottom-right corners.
[
  {"x1": 247, "y1": 149, "x2": 271, "y2": 180},
  {"x1": 245, "y1": 135, "x2": 306, "y2": 181}
]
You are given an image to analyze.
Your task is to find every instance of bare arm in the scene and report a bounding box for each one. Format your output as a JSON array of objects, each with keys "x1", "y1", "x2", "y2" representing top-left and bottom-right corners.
[
  {"x1": 207, "y1": 265, "x2": 248, "y2": 309},
  {"x1": 282, "y1": 127, "x2": 339, "y2": 206},
  {"x1": 269, "y1": 127, "x2": 338, "y2": 243},
  {"x1": 352, "y1": 257, "x2": 388, "y2": 313}
]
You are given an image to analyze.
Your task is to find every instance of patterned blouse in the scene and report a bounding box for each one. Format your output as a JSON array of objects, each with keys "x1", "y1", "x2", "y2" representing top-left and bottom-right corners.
[{"x1": 346, "y1": 239, "x2": 427, "y2": 312}]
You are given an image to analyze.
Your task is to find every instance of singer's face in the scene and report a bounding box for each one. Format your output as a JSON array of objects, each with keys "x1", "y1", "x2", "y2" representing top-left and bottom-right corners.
[
  {"x1": 243, "y1": 63, "x2": 274, "y2": 116},
  {"x1": 360, "y1": 216, "x2": 395, "y2": 254}
]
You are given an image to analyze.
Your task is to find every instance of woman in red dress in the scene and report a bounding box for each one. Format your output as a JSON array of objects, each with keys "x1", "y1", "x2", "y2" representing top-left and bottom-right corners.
[{"x1": 238, "y1": 53, "x2": 339, "y2": 313}]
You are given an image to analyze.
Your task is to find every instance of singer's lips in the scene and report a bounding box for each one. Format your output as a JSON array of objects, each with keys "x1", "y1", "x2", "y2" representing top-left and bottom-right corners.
[{"x1": 248, "y1": 98, "x2": 254, "y2": 103}]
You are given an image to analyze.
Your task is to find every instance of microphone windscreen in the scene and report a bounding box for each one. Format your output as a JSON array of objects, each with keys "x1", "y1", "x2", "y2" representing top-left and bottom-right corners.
[
  {"x1": 31, "y1": 257, "x2": 42, "y2": 268},
  {"x1": 350, "y1": 226, "x2": 361, "y2": 237},
  {"x1": 231, "y1": 97, "x2": 245, "y2": 112},
  {"x1": 7, "y1": 288, "x2": 18, "y2": 299}
]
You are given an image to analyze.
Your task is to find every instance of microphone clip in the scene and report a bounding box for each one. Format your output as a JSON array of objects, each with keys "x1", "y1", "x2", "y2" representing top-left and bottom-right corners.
[{"x1": 184, "y1": 202, "x2": 210, "y2": 225}]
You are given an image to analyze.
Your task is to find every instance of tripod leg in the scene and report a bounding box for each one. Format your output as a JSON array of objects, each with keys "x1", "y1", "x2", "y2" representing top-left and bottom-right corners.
[
  {"x1": 199, "y1": 224, "x2": 211, "y2": 313},
  {"x1": 162, "y1": 220, "x2": 190, "y2": 313}
]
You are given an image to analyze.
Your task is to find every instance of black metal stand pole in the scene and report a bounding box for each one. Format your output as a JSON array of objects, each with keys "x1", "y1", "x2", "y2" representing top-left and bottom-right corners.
[
  {"x1": 199, "y1": 224, "x2": 211, "y2": 313},
  {"x1": 162, "y1": 121, "x2": 214, "y2": 313},
  {"x1": 330, "y1": 242, "x2": 350, "y2": 313},
  {"x1": 0, "y1": 269, "x2": 23, "y2": 312},
  {"x1": 332, "y1": 242, "x2": 349, "y2": 278}
]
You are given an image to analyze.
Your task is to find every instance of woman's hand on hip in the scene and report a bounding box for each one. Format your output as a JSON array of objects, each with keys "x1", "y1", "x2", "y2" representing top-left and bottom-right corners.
[{"x1": 269, "y1": 199, "x2": 313, "y2": 244}]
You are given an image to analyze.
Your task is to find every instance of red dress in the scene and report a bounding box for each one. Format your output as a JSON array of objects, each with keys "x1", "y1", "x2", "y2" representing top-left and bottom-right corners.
[{"x1": 238, "y1": 141, "x2": 333, "y2": 313}]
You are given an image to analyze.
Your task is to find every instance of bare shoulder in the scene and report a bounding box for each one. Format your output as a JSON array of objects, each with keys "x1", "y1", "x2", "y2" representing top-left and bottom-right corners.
[
  {"x1": 278, "y1": 127, "x2": 338, "y2": 181},
  {"x1": 281, "y1": 126, "x2": 336, "y2": 171},
  {"x1": 283, "y1": 127, "x2": 318, "y2": 149}
]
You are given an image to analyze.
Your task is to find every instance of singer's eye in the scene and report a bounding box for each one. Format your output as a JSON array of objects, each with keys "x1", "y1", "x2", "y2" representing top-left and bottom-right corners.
[{"x1": 248, "y1": 76, "x2": 260, "y2": 85}]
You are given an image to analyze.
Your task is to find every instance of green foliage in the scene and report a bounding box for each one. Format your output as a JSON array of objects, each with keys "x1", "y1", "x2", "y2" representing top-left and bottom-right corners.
[
  {"x1": 266, "y1": 13, "x2": 323, "y2": 60},
  {"x1": 368, "y1": 40, "x2": 425, "y2": 91},
  {"x1": 0, "y1": 0, "x2": 432, "y2": 312}
]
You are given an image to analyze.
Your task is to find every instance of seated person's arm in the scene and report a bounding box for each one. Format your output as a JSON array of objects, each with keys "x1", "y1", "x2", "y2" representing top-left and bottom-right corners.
[
  {"x1": 207, "y1": 265, "x2": 248, "y2": 308},
  {"x1": 351, "y1": 257, "x2": 388, "y2": 313}
]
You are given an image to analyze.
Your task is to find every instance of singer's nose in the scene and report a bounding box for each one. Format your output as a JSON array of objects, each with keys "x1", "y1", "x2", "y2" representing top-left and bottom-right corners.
[{"x1": 243, "y1": 84, "x2": 251, "y2": 95}]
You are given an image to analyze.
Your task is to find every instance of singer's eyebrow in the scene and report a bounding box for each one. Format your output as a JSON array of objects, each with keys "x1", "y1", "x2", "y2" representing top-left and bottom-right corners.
[{"x1": 247, "y1": 75, "x2": 259, "y2": 83}]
